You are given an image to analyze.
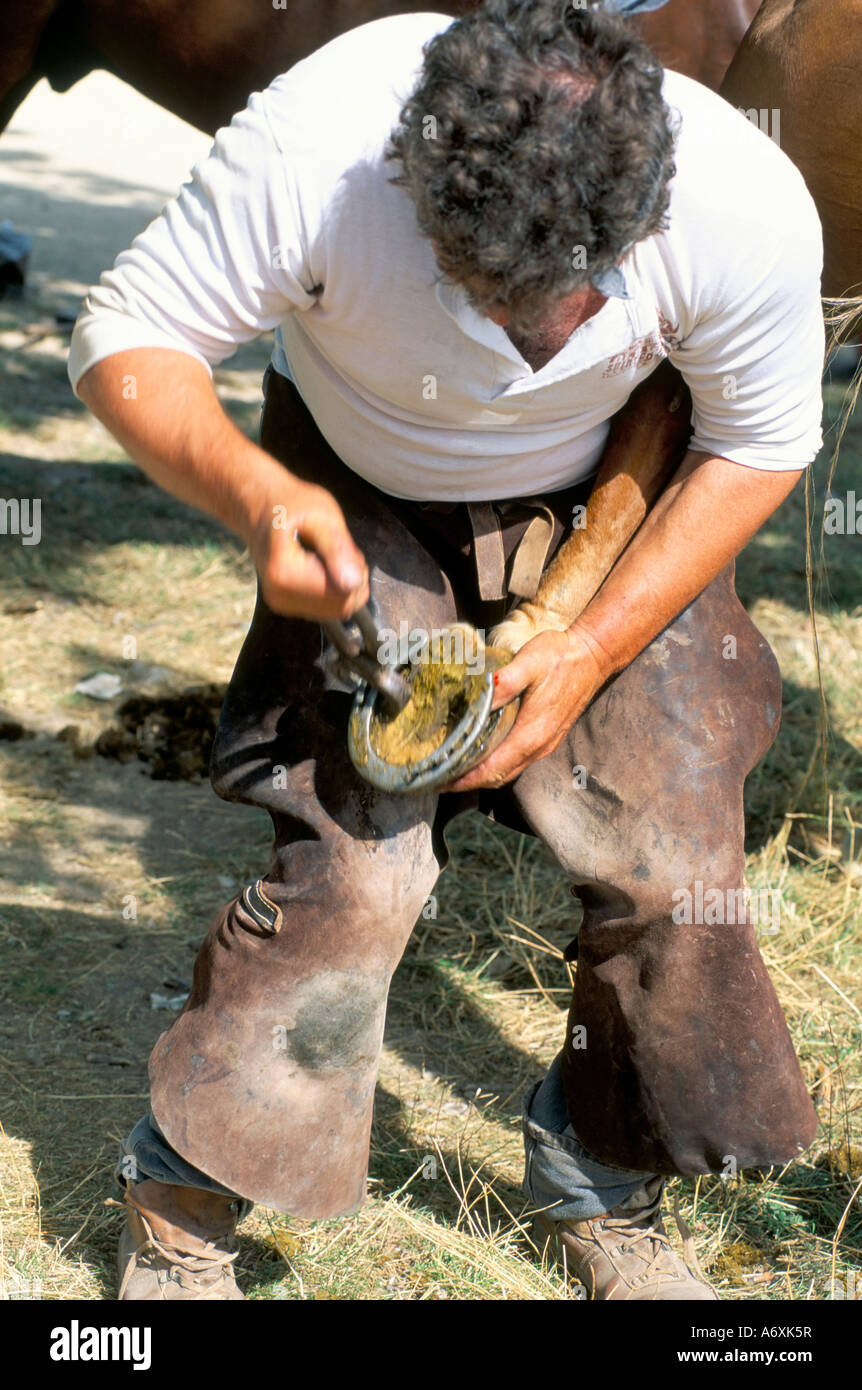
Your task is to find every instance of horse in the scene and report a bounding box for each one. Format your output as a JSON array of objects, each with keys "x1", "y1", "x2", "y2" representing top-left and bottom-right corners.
[
  {"x1": 721, "y1": 0, "x2": 862, "y2": 307},
  {"x1": 633, "y1": 0, "x2": 760, "y2": 92},
  {"x1": 6, "y1": 1, "x2": 859, "y2": 640},
  {"x1": 1, "y1": 1, "x2": 759, "y2": 138}
]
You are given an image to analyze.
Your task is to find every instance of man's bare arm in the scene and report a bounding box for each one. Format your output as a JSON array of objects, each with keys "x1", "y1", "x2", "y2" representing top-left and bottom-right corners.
[
  {"x1": 572, "y1": 448, "x2": 802, "y2": 676},
  {"x1": 76, "y1": 348, "x2": 369, "y2": 620},
  {"x1": 448, "y1": 450, "x2": 802, "y2": 791}
]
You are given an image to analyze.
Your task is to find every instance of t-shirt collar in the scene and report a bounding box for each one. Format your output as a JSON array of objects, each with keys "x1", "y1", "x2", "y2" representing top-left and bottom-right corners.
[
  {"x1": 590, "y1": 261, "x2": 633, "y2": 299},
  {"x1": 434, "y1": 254, "x2": 635, "y2": 363}
]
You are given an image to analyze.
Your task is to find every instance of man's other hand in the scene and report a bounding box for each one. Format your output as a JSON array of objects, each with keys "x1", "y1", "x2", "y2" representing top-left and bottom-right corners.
[{"x1": 443, "y1": 626, "x2": 609, "y2": 792}]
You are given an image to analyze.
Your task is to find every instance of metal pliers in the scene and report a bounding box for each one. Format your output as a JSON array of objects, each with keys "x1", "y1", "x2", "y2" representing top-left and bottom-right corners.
[{"x1": 322, "y1": 604, "x2": 411, "y2": 712}]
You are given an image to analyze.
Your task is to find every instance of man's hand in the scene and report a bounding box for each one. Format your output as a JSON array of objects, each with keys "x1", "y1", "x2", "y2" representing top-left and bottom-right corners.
[
  {"x1": 442, "y1": 626, "x2": 610, "y2": 792},
  {"x1": 247, "y1": 477, "x2": 369, "y2": 620},
  {"x1": 76, "y1": 348, "x2": 369, "y2": 621}
]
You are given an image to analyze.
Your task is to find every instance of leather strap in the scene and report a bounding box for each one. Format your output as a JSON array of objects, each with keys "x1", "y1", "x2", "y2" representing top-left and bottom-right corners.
[
  {"x1": 502, "y1": 499, "x2": 556, "y2": 600},
  {"x1": 465, "y1": 501, "x2": 507, "y2": 601},
  {"x1": 465, "y1": 498, "x2": 556, "y2": 603}
]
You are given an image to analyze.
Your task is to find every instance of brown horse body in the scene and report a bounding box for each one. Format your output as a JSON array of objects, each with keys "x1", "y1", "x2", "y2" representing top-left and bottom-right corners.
[
  {"x1": 1, "y1": 1, "x2": 757, "y2": 137},
  {"x1": 634, "y1": 0, "x2": 759, "y2": 92},
  {"x1": 5, "y1": 2, "x2": 859, "y2": 650},
  {"x1": 5, "y1": 1, "x2": 851, "y2": 297},
  {"x1": 721, "y1": 0, "x2": 862, "y2": 302}
]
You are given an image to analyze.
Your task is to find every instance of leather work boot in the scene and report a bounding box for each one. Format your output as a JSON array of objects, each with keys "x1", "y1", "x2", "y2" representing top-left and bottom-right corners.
[
  {"x1": 116, "y1": 1180, "x2": 244, "y2": 1300},
  {"x1": 534, "y1": 1178, "x2": 718, "y2": 1300}
]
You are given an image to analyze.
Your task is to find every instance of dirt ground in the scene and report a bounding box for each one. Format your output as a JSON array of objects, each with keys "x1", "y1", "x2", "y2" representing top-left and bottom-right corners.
[{"x1": 0, "y1": 74, "x2": 860, "y2": 1302}]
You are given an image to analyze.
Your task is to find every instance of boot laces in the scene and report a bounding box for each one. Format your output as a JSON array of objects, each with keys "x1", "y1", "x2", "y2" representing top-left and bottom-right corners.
[
  {"x1": 598, "y1": 1188, "x2": 706, "y2": 1288},
  {"x1": 601, "y1": 1202, "x2": 678, "y2": 1285},
  {"x1": 119, "y1": 1204, "x2": 239, "y2": 1298}
]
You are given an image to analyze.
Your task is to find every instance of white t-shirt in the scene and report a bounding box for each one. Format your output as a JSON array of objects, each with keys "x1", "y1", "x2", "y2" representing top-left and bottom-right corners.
[{"x1": 68, "y1": 12, "x2": 825, "y2": 502}]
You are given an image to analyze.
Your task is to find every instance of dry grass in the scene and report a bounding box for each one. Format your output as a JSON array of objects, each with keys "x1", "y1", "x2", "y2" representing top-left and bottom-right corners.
[{"x1": 0, "y1": 310, "x2": 859, "y2": 1300}]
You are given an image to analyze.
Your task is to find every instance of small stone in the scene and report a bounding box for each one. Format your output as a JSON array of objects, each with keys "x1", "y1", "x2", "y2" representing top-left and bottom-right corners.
[
  {"x1": 75, "y1": 673, "x2": 123, "y2": 701},
  {"x1": 150, "y1": 991, "x2": 189, "y2": 1011}
]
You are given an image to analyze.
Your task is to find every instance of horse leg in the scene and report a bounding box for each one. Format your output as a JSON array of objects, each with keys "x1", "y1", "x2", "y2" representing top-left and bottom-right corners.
[{"x1": 490, "y1": 359, "x2": 692, "y2": 654}]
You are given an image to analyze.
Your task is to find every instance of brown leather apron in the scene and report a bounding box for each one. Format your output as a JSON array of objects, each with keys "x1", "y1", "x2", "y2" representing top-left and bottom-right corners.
[{"x1": 147, "y1": 369, "x2": 816, "y2": 1213}]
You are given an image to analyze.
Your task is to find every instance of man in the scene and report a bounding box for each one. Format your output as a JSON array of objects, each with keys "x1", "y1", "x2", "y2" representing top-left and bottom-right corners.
[{"x1": 69, "y1": 1, "x2": 824, "y2": 1300}]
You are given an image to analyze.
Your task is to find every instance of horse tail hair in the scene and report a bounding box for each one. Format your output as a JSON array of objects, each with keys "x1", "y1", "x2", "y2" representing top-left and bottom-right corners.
[{"x1": 823, "y1": 291, "x2": 862, "y2": 479}]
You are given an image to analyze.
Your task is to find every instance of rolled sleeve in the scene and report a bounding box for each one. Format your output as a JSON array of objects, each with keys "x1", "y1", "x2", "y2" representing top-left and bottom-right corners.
[{"x1": 68, "y1": 86, "x2": 317, "y2": 394}]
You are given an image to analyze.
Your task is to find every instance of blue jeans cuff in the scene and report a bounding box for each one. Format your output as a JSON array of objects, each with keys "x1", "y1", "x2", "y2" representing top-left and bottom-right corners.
[
  {"x1": 118, "y1": 1112, "x2": 253, "y2": 1220},
  {"x1": 522, "y1": 1057, "x2": 656, "y2": 1221}
]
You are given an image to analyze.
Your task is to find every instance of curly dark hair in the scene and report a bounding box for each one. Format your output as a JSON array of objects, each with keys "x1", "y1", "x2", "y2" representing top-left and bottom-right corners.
[{"x1": 388, "y1": 0, "x2": 677, "y2": 325}]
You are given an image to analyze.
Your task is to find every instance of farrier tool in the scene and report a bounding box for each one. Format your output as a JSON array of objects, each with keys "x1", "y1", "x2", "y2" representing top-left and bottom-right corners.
[
  {"x1": 322, "y1": 604, "x2": 513, "y2": 794},
  {"x1": 321, "y1": 604, "x2": 411, "y2": 713}
]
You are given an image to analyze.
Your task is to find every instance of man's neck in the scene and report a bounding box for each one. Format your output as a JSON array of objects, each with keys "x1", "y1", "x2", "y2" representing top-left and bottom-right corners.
[{"x1": 505, "y1": 285, "x2": 608, "y2": 371}]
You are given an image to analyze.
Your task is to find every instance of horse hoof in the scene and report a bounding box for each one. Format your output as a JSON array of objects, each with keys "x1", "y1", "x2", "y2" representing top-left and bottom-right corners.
[{"x1": 489, "y1": 605, "x2": 568, "y2": 655}]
